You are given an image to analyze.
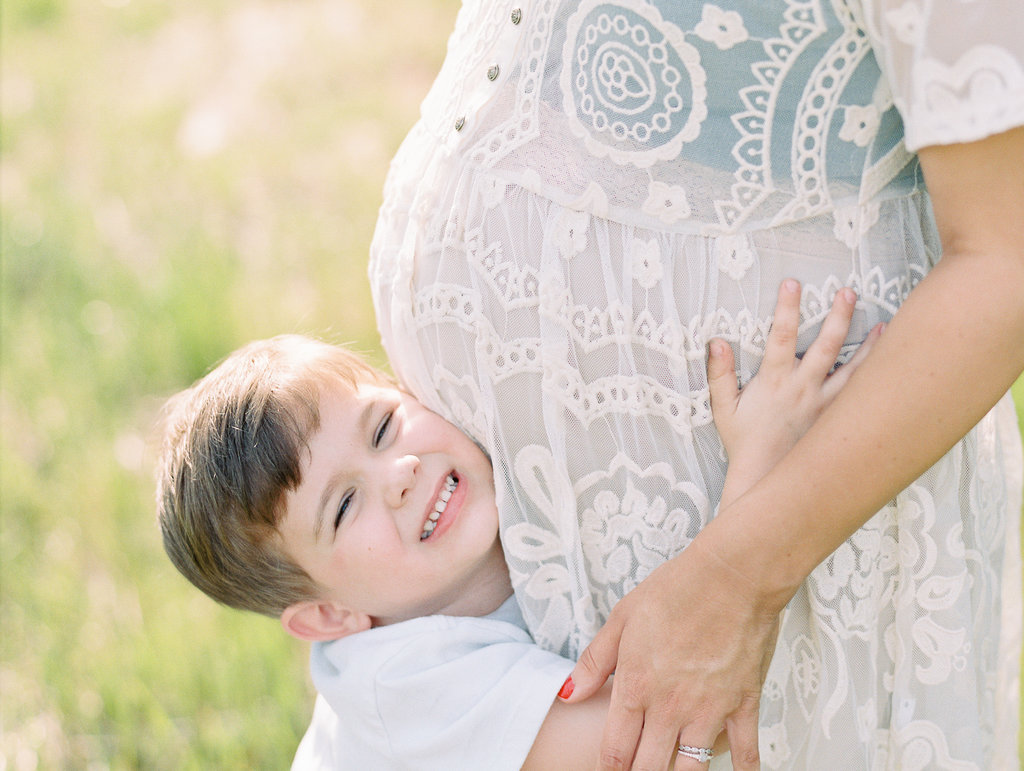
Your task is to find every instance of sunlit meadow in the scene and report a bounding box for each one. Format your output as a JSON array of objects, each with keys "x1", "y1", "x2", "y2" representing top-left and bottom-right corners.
[
  {"x1": 2, "y1": 0, "x2": 458, "y2": 766},
  {"x1": 1, "y1": 0, "x2": 1022, "y2": 768}
]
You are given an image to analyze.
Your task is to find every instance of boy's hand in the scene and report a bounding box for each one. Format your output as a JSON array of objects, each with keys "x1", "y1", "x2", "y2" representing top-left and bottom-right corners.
[{"x1": 708, "y1": 279, "x2": 883, "y2": 500}]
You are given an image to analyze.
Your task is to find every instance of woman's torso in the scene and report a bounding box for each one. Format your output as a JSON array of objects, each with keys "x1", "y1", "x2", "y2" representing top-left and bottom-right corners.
[
  {"x1": 368, "y1": 2, "x2": 1023, "y2": 766},
  {"x1": 372, "y1": 0, "x2": 945, "y2": 652}
]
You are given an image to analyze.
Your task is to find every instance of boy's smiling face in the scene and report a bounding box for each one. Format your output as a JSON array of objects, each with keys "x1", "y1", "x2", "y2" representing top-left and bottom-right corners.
[{"x1": 277, "y1": 381, "x2": 511, "y2": 638}]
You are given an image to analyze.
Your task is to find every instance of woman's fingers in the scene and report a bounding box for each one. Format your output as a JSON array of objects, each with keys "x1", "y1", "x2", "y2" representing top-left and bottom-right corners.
[
  {"x1": 721, "y1": 692, "x2": 762, "y2": 770},
  {"x1": 595, "y1": 691, "x2": 643, "y2": 771},
  {"x1": 622, "y1": 715, "x2": 681, "y2": 771},
  {"x1": 563, "y1": 611, "x2": 622, "y2": 704}
]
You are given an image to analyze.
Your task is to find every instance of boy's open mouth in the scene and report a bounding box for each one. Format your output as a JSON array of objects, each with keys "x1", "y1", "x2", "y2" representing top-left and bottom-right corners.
[{"x1": 420, "y1": 472, "x2": 458, "y2": 540}]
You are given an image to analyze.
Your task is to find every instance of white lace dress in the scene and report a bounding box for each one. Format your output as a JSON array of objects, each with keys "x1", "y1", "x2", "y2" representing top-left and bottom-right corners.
[{"x1": 369, "y1": 1, "x2": 1024, "y2": 767}]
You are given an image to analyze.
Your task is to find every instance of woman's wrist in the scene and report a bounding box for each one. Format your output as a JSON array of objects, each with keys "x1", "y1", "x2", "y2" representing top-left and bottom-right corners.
[{"x1": 696, "y1": 497, "x2": 806, "y2": 617}]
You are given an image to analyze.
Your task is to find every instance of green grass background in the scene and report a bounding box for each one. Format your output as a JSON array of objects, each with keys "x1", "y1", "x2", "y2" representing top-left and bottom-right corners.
[{"x1": 1, "y1": 0, "x2": 1022, "y2": 768}]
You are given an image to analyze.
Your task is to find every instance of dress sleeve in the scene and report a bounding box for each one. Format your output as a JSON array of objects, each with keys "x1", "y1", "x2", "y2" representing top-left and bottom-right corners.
[
  {"x1": 861, "y1": 0, "x2": 1024, "y2": 151},
  {"x1": 300, "y1": 614, "x2": 574, "y2": 770}
]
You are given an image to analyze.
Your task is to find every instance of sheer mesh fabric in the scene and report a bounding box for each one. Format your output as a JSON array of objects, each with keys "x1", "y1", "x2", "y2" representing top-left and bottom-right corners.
[{"x1": 370, "y1": 1, "x2": 1024, "y2": 767}]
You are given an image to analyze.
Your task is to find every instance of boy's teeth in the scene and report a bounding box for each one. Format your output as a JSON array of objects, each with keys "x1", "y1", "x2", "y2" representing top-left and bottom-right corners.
[{"x1": 421, "y1": 473, "x2": 458, "y2": 540}]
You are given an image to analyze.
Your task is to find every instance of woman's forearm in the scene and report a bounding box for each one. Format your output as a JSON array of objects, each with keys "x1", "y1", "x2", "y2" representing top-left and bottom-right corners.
[{"x1": 708, "y1": 246, "x2": 1024, "y2": 611}]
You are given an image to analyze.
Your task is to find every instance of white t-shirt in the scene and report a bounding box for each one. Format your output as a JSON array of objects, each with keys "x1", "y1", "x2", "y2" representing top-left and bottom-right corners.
[{"x1": 291, "y1": 597, "x2": 573, "y2": 770}]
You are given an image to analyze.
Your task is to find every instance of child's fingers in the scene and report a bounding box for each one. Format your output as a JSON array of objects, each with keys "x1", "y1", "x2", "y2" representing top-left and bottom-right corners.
[
  {"x1": 799, "y1": 287, "x2": 857, "y2": 379},
  {"x1": 825, "y1": 322, "x2": 884, "y2": 395},
  {"x1": 763, "y1": 279, "x2": 802, "y2": 371},
  {"x1": 707, "y1": 338, "x2": 739, "y2": 414}
]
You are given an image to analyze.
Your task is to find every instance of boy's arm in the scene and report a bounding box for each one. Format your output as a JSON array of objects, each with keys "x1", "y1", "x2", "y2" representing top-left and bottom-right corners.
[
  {"x1": 520, "y1": 681, "x2": 615, "y2": 771},
  {"x1": 710, "y1": 280, "x2": 882, "y2": 509},
  {"x1": 523, "y1": 682, "x2": 717, "y2": 770}
]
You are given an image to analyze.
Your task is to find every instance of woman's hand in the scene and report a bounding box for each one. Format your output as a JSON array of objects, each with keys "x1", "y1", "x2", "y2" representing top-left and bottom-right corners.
[{"x1": 564, "y1": 532, "x2": 779, "y2": 771}]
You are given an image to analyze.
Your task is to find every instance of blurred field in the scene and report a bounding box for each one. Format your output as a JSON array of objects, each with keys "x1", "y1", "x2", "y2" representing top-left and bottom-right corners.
[
  {"x1": 1, "y1": 0, "x2": 459, "y2": 767},
  {"x1": 1, "y1": 0, "x2": 1022, "y2": 768}
]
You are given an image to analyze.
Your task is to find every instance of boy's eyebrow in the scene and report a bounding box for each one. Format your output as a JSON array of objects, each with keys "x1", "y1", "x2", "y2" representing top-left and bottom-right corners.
[{"x1": 312, "y1": 397, "x2": 376, "y2": 543}]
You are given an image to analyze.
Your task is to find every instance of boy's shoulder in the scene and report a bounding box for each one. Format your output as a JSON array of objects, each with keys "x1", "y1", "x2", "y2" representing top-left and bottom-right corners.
[
  {"x1": 298, "y1": 603, "x2": 574, "y2": 770},
  {"x1": 313, "y1": 599, "x2": 534, "y2": 685}
]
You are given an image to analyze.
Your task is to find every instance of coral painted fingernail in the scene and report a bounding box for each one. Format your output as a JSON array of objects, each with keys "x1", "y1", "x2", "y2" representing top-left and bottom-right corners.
[{"x1": 558, "y1": 676, "x2": 575, "y2": 700}]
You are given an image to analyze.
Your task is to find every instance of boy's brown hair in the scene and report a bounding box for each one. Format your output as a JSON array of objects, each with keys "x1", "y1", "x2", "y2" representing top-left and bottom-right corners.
[{"x1": 156, "y1": 335, "x2": 392, "y2": 617}]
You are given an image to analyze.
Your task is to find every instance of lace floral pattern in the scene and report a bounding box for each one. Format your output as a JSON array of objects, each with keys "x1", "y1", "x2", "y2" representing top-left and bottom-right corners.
[
  {"x1": 630, "y1": 238, "x2": 663, "y2": 289},
  {"x1": 715, "y1": 234, "x2": 755, "y2": 280},
  {"x1": 560, "y1": 0, "x2": 708, "y2": 167},
  {"x1": 694, "y1": 4, "x2": 749, "y2": 51},
  {"x1": 369, "y1": 1, "x2": 1024, "y2": 768},
  {"x1": 641, "y1": 181, "x2": 692, "y2": 223}
]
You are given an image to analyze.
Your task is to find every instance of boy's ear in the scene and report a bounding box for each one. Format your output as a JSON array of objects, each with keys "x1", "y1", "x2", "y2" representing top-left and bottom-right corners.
[{"x1": 280, "y1": 600, "x2": 372, "y2": 642}]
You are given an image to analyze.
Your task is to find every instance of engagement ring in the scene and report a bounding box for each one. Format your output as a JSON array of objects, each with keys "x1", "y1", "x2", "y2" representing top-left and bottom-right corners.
[{"x1": 677, "y1": 744, "x2": 714, "y2": 763}]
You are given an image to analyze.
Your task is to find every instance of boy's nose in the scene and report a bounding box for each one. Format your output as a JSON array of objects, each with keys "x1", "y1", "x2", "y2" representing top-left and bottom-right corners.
[{"x1": 384, "y1": 454, "x2": 420, "y2": 509}]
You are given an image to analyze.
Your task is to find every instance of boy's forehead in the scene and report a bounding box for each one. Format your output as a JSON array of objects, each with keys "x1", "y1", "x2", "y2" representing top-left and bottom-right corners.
[
  {"x1": 316, "y1": 373, "x2": 389, "y2": 402},
  {"x1": 350, "y1": 379, "x2": 403, "y2": 402},
  {"x1": 313, "y1": 379, "x2": 403, "y2": 429}
]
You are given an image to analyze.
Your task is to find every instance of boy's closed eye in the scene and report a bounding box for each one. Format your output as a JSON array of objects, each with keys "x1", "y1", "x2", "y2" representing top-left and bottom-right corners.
[
  {"x1": 333, "y1": 407, "x2": 397, "y2": 534},
  {"x1": 334, "y1": 491, "x2": 354, "y2": 532},
  {"x1": 374, "y1": 411, "x2": 393, "y2": 447}
]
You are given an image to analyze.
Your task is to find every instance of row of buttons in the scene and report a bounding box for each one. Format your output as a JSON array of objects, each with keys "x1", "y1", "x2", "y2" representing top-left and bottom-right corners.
[{"x1": 454, "y1": 7, "x2": 523, "y2": 132}]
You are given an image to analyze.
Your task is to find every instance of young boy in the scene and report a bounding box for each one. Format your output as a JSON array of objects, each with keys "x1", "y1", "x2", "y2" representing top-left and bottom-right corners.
[{"x1": 156, "y1": 282, "x2": 878, "y2": 770}]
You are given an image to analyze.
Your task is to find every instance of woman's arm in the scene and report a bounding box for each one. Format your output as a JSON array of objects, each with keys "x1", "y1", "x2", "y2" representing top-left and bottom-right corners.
[{"x1": 564, "y1": 125, "x2": 1024, "y2": 771}]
